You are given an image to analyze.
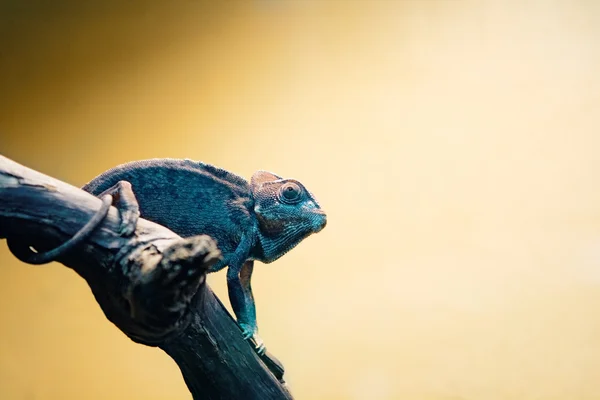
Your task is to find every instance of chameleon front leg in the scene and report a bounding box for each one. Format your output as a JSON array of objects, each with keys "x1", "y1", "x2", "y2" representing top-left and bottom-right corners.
[
  {"x1": 227, "y1": 260, "x2": 266, "y2": 355},
  {"x1": 96, "y1": 180, "x2": 140, "y2": 236}
]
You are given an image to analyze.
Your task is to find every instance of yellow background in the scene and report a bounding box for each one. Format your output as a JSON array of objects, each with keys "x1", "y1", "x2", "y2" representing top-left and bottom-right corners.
[{"x1": 2, "y1": 1, "x2": 600, "y2": 399}]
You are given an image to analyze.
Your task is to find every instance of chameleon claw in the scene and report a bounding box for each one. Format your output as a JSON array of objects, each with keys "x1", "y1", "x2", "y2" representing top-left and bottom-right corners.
[
  {"x1": 243, "y1": 332, "x2": 253, "y2": 340},
  {"x1": 241, "y1": 325, "x2": 254, "y2": 340},
  {"x1": 240, "y1": 324, "x2": 266, "y2": 354},
  {"x1": 118, "y1": 209, "x2": 139, "y2": 236},
  {"x1": 255, "y1": 342, "x2": 267, "y2": 356}
]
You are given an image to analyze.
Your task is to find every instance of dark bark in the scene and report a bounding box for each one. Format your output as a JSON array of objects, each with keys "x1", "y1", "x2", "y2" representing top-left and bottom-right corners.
[{"x1": 0, "y1": 155, "x2": 293, "y2": 400}]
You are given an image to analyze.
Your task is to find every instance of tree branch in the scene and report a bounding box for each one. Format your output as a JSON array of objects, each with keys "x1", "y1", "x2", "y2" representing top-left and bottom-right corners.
[{"x1": 0, "y1": 155, "x2": 293, "y2": 400}]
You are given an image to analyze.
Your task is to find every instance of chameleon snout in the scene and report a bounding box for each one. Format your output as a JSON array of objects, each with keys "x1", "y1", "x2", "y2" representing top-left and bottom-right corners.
[{"x1": 312, "y1": 209, "x2": 327, "y2": 232}]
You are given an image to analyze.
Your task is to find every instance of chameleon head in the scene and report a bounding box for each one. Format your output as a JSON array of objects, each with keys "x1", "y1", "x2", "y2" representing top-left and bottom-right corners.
[{"x1": 250, "y1": 170, "x2": 327, "y2": 263}]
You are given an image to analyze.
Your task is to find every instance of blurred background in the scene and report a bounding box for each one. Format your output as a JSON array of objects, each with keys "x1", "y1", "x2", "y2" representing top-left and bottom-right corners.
[{"x1": 2, "y1": 0, "x2": 600, "y2": 399}]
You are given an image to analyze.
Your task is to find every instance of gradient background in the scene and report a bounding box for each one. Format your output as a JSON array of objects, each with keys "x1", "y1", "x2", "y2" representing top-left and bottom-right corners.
[{"x1": 2, "y1": 1, "x2": 600, "y2": 399}]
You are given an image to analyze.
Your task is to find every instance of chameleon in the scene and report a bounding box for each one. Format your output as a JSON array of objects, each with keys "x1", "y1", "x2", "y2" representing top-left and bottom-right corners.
[{"x1": 80, "y1": 158, "x2": 327, "y2": 354}]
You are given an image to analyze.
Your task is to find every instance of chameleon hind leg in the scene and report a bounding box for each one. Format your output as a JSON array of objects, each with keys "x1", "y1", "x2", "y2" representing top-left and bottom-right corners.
[
  {"x1": 227, "y1": 260, "x2": 266, "y2": 355},
  {"x1": 96, "y1": 180, "x2": 140, "y2": 236}
]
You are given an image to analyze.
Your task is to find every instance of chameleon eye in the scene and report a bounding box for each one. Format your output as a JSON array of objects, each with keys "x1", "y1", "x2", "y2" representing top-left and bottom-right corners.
[{"x1": 279, "y1": 182, "x2": 302, "y2": 204}]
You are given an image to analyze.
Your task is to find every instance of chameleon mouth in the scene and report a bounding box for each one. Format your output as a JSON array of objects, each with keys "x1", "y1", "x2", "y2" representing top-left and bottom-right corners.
[{"x1": 313, "y1": 210, "x2": 327, "y2": 232}]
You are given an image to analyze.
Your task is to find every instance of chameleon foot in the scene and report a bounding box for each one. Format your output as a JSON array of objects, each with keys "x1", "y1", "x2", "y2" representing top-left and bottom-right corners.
[
  {"x1": 95, "y1": 180, "x2": 140, "y2": 237},
  {"x1": 242, "y1": 328, "x2": 285, "y2": 381},
  {"x1": 241, "y1": 325, "x2": 267, "y2": 355},
  {"x1": 254, "y1": 340, "x2": 267, "y2": 356},
  {"x1": 239, "y1": 325, "x2": 285, "y2": 380},
  {"x1": 118, "y1": 208, "x2": 140, "y2": 236}
]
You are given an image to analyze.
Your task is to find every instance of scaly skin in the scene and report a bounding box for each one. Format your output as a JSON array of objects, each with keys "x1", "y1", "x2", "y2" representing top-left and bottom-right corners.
[{"x1": 82, "y1": 158, "x2": 327, "y2": 355}]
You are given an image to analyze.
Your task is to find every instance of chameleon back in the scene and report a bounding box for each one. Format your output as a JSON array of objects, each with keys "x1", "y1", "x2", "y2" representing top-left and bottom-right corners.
[{"x1": 82, "y1": 159, "x2": 255, "y2": 257}]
